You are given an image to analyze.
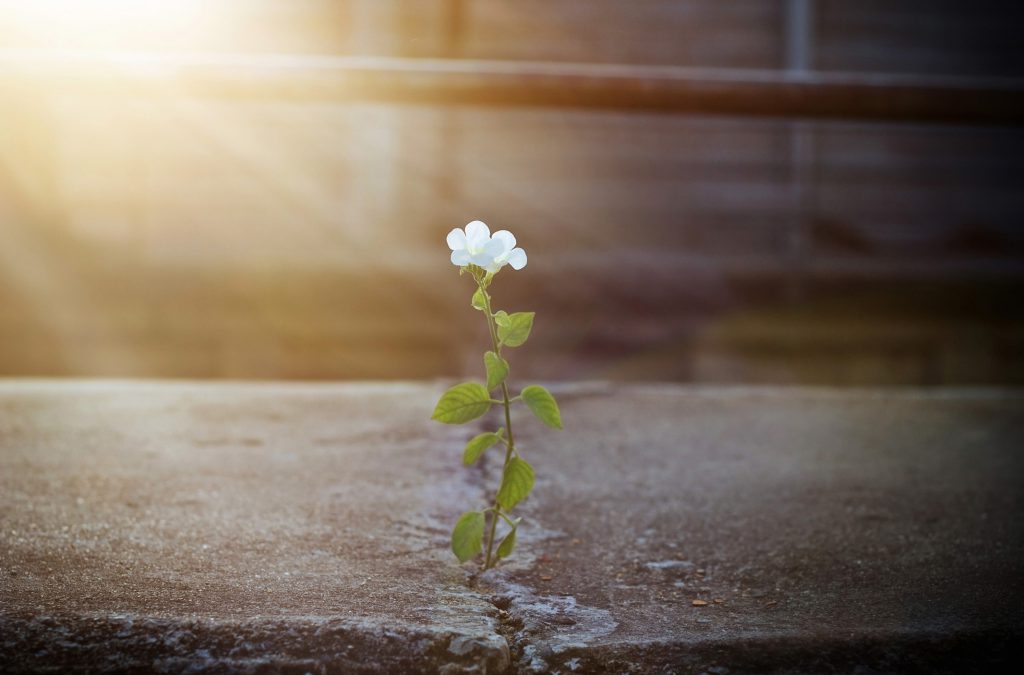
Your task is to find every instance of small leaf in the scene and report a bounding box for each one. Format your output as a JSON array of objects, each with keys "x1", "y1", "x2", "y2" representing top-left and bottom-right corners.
[
  {"x1": 451, "y1": 511, "x2": 485, "y2": 563},
  {"x1": 432, "y1": 382, "x2": 492, "y2": 424},
  {"x1": 521, "y1": 385, "x2": 563, "y2": 429},
  {"x1": 484, "y1": 351, "x2": 509, "y2": 391},
  {"x1": 497, "y1": 312, "x2": 534, "y2": 348},
  {"x1": 463, "y1": 430, "x2": 503, "y2": 466},
  {"x1": 493, "y1": 310, "x2": 511, "y2": 328},
  {"x1": 497, "y1": 457, "x2": 535, "y2": 510},
  {"x1": 497, "y1": 521, "x2": 520, "y2": 559},
  {"x1": 471, "y1": 288, "x2": 487, "y2": 311}
]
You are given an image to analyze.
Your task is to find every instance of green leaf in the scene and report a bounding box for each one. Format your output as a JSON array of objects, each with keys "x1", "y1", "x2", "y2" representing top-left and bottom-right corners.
[
  {"x1": 497, "y1": 521, "x2": 520, "y2": 559},
  {"x1": 497, "y1": 457, "x2": 535, "y2": 510},
  {"x1": 471, "y1": 288, "x2": 487, "y2": 311},
  {"x1": 497, "y1": 312, "x2": 534, "y2": 348},
  {"x1": 493, "y1": 310, "x2": 511, "y2": 328},
  {"x1": 451, "y1": 511, "x2": 485, "y2": 563},
  {"x1": 484, "y1": 351, "x2": 509, "y2": 391},
  {"x1": 431, "y1": 382, "x2": 492, "y2": 424},
  {"x1": 463, "y1": 430, "x2": 503, "y2": 466},
  {"x1": 521, "y1": 385, "x2": 563, "y2": 429}
]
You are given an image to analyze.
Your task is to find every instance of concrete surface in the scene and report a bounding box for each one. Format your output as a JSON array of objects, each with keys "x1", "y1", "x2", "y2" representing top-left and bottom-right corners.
[{"x1": 1, "y1": 380, "x2": 1022, "y2": 673}]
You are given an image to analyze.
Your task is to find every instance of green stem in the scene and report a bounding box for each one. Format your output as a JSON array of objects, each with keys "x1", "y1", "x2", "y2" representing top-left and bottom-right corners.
[
  {"x1": 478, "y1": 278, "x2": 517, "y2": 570},
  {"x1": 482, "y1": 507, "x2": 517, "y2": 528}
]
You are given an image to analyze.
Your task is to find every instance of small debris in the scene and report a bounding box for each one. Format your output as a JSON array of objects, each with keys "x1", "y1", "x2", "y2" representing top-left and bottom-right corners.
[
  {"x1": 692, "y1": 599, "x2": 709, "y2": 607},
  {"x1": 645, "y1": 559, "x2": 695, "y2": 571},
  {"x1": 713, "y1": 598, "x2": 724, "y2": 604},
  {"x1": 570, "y1": 538, "x2": 582, "y2": 546},
  {"x1": 541, "y1": 575, "x2": 553, "y2": 581}
]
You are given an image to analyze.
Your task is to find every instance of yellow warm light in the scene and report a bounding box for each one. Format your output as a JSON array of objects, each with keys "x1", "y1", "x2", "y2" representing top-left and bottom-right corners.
[{"x1": 0, "y1": 0, "x2": 214, "y2": 51}]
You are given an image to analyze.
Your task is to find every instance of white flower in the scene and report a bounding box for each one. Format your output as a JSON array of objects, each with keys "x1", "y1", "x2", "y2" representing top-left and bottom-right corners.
[{"x1": 447, "y1": 220, "x2": 527, "y2": 273}]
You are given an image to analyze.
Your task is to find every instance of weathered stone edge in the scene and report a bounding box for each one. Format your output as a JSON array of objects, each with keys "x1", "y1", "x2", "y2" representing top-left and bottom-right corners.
[{"x1": 0, "y1": 612, "x2": 510, "y2": 674}]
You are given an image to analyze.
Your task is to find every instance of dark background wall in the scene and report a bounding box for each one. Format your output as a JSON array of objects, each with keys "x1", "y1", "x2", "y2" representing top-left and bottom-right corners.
[{"x1": 1, "y1": 1, "x2": 1023, "y2": 384}]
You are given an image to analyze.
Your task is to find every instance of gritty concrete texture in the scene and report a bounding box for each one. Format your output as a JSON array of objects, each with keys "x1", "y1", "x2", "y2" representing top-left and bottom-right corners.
[{"x1": 1, "y1": 380, "x2": 1022, "y2": 673}]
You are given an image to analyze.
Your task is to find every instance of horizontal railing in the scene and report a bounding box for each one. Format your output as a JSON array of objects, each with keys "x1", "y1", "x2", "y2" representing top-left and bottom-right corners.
[{"x1": 1, "y1": 52, "x2": 1023, "y2": 125}]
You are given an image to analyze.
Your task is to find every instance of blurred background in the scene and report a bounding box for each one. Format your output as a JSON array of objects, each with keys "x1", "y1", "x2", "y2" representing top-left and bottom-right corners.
[{"x1": 1, "y1": 0, "x2": 1023, "y2": 384}]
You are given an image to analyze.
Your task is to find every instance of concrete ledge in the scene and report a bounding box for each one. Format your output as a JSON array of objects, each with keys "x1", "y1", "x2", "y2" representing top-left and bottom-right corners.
[{"x1": 2, "y1": 380, "x2": 1022, "y2": 672}]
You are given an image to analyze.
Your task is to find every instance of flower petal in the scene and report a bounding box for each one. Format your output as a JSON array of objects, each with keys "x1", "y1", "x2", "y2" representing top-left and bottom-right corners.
[
  {"x1": 465, "y1": 220, "x2": 490, "y2": 250},
  {"x1": 446, "y1": 227, "x2": 467, "y2": 251},
  {"x1": 483, "y1": 236, "x2": 506, "y2": 258},
  {"x1": 508, "y1": 248, "x2": 527, "y2": 270},
  {"x1": 470, "y1": 250, "x2": 494, "y2": 267},
  {"x1": 491, "y1": 229, "x2": 516, "y2": 252},
  {"x1": 451, "y1": 249, "x2": 471, "y2": 266}
]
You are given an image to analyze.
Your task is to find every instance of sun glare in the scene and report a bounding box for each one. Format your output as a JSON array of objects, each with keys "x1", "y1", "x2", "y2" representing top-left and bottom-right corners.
[{"x1": 0, "y1": 0, "x2": 217, "y2": 52}]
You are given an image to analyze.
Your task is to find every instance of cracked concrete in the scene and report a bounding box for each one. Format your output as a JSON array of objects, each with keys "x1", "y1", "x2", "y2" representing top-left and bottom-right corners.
[{"x1": 2, "y1": 380, "x2": 1023, "y2": 672}]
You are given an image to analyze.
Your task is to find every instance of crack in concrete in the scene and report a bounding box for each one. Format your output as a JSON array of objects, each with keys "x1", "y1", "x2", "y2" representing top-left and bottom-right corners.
[
  {"x1": 473, "y1": 574, "x2": 618, "y2": 674},
  {"x1": 452, "y1": 406, "x2": 618, "y2": 674}
]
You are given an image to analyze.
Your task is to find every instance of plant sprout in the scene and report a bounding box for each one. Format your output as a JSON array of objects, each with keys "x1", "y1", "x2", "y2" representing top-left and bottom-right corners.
[{"x1": 432, "y1": 220, "x2": 562, "y2": 570}]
